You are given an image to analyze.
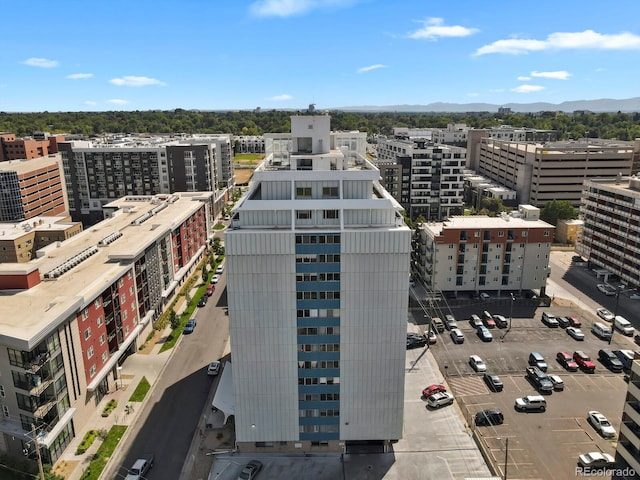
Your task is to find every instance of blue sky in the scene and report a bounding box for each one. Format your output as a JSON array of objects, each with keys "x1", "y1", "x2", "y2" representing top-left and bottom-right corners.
[{"x1": 3, "y1": 0, "x2": 640, "y2": 112}]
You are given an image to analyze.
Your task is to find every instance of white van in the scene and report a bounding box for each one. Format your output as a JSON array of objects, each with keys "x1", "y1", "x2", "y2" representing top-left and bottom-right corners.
[
  {"x1": 614, "y1": 316, "x2": 635, "y2": 336},
  {"x1": 591, "y1": 322, "x2": 613, "y2": 340}
]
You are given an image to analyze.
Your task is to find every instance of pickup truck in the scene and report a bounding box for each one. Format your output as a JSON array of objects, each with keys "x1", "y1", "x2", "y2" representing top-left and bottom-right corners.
[
  {"x1": 526, "y1": 366, "x2": 554, "y2": 393},
  {"x1": 125, "y1": 454, "x2": 154, "y2": 480}
]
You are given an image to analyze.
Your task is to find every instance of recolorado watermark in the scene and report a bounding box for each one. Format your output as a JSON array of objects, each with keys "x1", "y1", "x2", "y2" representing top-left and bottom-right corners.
[{"x1": 576, "y1": 466, "x2": 636, "y2": 477}]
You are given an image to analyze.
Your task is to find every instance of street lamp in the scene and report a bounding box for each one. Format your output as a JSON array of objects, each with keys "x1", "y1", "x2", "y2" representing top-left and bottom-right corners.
[
  {"x1": 609, "y1": 285, "x2": 634, "y2": 345},
  {"x1": 501, "y1": 293, "x2": 515, "y2": 341}
]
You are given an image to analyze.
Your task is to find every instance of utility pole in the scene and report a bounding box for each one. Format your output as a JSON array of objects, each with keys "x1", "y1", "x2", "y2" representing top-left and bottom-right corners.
[
  {"x1": 29, "y1": 423, "x2": 46, "y2": 480},
  {"x1": 503, "y1": 437, "x2": 509, "y2": 480}
]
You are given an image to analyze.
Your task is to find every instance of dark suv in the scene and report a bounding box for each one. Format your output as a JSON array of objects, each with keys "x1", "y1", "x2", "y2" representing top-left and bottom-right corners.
[
  {"x1": 475, "y1": 408, "x2": 504, "y2": 426},
  {"x1": 598, "y1": 349, "x2": 624, "y2": 372}
]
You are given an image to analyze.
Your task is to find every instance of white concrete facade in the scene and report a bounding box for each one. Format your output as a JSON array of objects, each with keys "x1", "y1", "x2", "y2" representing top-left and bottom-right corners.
[{"x1": 227, "y1": 115, "x2": 410, "y2": 453}]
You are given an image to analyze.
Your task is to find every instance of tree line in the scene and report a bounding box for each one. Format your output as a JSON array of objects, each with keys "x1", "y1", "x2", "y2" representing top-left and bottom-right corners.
[{"x1": 2, "y1": 109, "x2": 640, "y2": 141}]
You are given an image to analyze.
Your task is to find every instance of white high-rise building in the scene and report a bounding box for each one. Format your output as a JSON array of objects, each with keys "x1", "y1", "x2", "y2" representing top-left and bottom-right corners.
[{"x1": 226, "y1": 114, "x2": 411, "y2": 454}]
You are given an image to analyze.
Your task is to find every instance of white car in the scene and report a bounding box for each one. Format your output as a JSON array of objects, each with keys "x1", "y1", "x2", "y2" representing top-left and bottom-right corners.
[
  {"x1": 596, "y1": 308, "x2": 615, "y2": 322},
  {"x1": 450, "y1": 328, "x2": 465, "y2": 344},
  {"x1": 597, "y1": 283, "x2": 617, "y2": 296},
  {"x1": 548, "y1": 374, "x2": 564, "y2": 391},
  {"x1": 578, "y1": 451, "x2": 615, "y2": 469},
  {"x1": 216, "y1": 264, "x2": 224, "y2": 274},
  {"x1": 469, "y1": 354, "x2": 487, "y2": 372},
  {"x1": 630, "y1": 292, "x2": 640, "y2": 300},
  {"x1": 566, "y1": 326, "x2": 585, "y2": 341},
  {"x1": 211, "y1": 274, "x2": 221, "y2": 284},
  {"x1": 588, "y1": 410, "x2": 617, "y2": 438},
  {"x1": 207, "y1": 361, "x2": 221, "y2": 376},
  {"x1": 426, "y1": 391, "x2": 454, "y2": 408},
  {"x1": 480, "y1": 292, "x2": 491, "y2": 300}
]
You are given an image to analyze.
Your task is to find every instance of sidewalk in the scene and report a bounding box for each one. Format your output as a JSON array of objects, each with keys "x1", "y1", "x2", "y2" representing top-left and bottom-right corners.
[{"x1": 53, "y1": 283, "x2": 199, "y2": 480}]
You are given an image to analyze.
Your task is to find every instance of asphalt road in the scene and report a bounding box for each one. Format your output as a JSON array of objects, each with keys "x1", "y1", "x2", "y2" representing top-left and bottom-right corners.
[{"x1": 107, "y1": 271, "x2": 230, "y2": 480}]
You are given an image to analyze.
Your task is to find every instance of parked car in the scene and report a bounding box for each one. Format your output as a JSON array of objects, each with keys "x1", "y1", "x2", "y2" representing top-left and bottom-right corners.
[
  {"x1": 427, "y1": 330, "x2": 437, "y2": 344},
  {"x1": 568, "y1": 316, "x2": 582, "y2": 327},
  {"x1": 577, "y1": 452, "x2": 615, "y2": 469},
  {"x1": 493, "y1": 314, "x2": 508, "y2": 329},
  {"x1": 216, "y1": 263, "x2": 224, "y2": 274},
  {"x1": 529, "y1": 352, "x2": 548, "y2": 371},
  {"x1": 431, "y1": 317, "x2": 445, "y2": 333},
  {"x1": 469, "y1": 314, "x2": 483, "y2": 328},
  {"x1": 548, "y1": 374, "x2": 564, "y2": 391},
  {"x1": 422, "y1": 384, "x2": 446, "y2": 397},
  {"x1": 480, "y1": 292, "x2": 491, "y2": 300},
  {"x1": 514, "y1": 395, "x2": 547, "y2": 412},
  {"x1": 556, "y1": 316, "x2": 571, "y2": 328},
  {"x1": 211, "y1": 274, "x2": 221, "y2": 284},
  {"x1": 469, "y1": 355, "x2": 487, "y2": 372},
  {"x1": 450, "y1": 328, "x2": 465, "y2": 344},
  {"x1": 183, "y1": 319, "x2": 197, "y2": 334},
  {"x1": 406, "y1": 335, "x2": 427, "y2": 350},
  {"x1": 587, "y1": 411, "x2": 617, "y2": 438},
  {"x1": 238, "y1": 459, "x2": 263, "y2": 480},
  {"x1": 573, "y1": 351, "x2": 596, "y2": 372},
  {"x1": 541, "y1": 311, "x2": 559, "y2": 328},
  {"x1": 597, "y1": 283, "x2": 617, "y2": 296},
  {"x1": 483, "y1": 372, "x2": 504, "y2": 392},
  {"x1": 591, "y1": 322, "x2": 613, "y2": 340},
  {"x1": 197, "y1": 296, "x2": 208, "y2": 307},
  {"x1": 426, "y1": 392, "x2": 454, "y2": 408},
  {"x1": 482, "y1": 311, "x2": 496, "y2": 329},
  {"x1": 477, "y1": 326, "x2": 493, "y2": 342},
  {"x1": 206, "y1": 285, "x2": 215, "y2": 296},
  {"x1": 475, "y1": 408, "x2": 504, "y2": 426},
  {"x1": 207, "y1": 361, "x2": 221, "y2": 376},
  {"x1": 598, "y1": 349, "x2": 624, "y2": 372},
  {"x1": 630, "y1": 291, "x2": 640, "y2": 300},
  {"x1": 614, "y1": 315, "x2": 635, "y2": 336},
  {"x1": 597, "y1": 307, "x2": 615, "y2": 322},
  {"x1": 556, "y1": 351, "x2": 579, "y2": 371},
  {"x1": 444, "y1": 314, "x2": 458, "y2": 331},
  {"x1": 566, "y1": 326, "x2": 585, "y2": 341}
]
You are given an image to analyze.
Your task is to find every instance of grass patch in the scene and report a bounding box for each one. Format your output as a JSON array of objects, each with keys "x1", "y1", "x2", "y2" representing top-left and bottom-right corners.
[
  {"x1": 79, "y1": 425, "x2": 127, "y2": 480},
  {"x1": 212, "y1": 223, "x2": 226, "y2": 230},
  {"x1": 129, "y1": 377, "x2": 151, "y2": 402},
  {"x1": 76, "y1": 430, "x2": 98, "y2": 454},
  {"x1": 234, "y1": 153, "x2": 263, "y2": 164}
]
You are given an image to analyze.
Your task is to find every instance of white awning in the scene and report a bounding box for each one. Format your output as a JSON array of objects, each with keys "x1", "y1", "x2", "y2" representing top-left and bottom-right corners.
[{"x1": 212, "y1": 361, "x2": 234, "y2": 424}]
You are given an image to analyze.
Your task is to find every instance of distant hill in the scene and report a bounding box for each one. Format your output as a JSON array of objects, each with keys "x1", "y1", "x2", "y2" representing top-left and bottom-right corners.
[{"x1": 334, "y1": 97, "x2": 640, "y2": 113}]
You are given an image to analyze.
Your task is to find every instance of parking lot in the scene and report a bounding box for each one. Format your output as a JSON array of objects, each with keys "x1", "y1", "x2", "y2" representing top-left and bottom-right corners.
[{"x1": 416, "y1": 302, "x2": 635, "y2": 480}]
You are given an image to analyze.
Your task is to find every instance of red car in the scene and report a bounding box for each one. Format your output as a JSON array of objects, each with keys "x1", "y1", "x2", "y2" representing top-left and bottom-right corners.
[
  {"x1": 206, "y1": 285, "x2": 215, "y2": 296},
  {"x1": 422, "y1": 384, "x2": 446, "y2": 398},
  {"x1": 556, "y1": 351, "x2": 579, "y2": 371},
  {"x1": 573, "y1": 350, "x2": 596, "y2": 372},
  {"x1": 568, "y1": 316, "x2": 582, "y2": 327}
]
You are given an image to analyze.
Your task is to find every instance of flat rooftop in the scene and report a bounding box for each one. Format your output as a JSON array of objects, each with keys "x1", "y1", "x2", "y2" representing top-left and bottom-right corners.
[
  {"x1": 0, "y1": 154, "x2": 60, "y2": 174},
  {"x1": 0, "y1": 216, "x2": 77, "y2": 241},
  {"x1": 0, "y1": 192, "x2": 211, "y2": 348},
  {"x1": 421, "y1": 214, "x2": 553, "y2": 236}
]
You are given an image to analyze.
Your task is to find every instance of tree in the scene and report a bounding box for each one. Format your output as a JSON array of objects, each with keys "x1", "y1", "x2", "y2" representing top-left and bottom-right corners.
[
  {"x1": 169, "y1": 309, "x2": 179, "y2": 330},
  {"x1": 479, "y1": 197, "x2": 509, "y2": 216},
  {"x1": 540, "y1": 200, "x2": 578, "y2": 226},
  {"x1": 202, "y1": 263, "x2": 208, "y2": 282}
]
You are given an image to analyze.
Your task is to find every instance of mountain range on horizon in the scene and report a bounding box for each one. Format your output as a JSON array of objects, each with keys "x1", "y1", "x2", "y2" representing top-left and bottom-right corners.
[{"x1": 333, "y1": 97, "x2": 640, "y2": 114}]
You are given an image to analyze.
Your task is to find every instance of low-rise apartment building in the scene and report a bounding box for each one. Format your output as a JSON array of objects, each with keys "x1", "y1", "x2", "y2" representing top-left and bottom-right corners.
[
  {"x1": 0, "y1": 132, "x2": 64, "y2": 162},
  {"x1": 0, "y1": 192, "x2": 212, "y2": 464},
  {"x1": 413, "y1": 205, "x2": 553, "y2": 296}
]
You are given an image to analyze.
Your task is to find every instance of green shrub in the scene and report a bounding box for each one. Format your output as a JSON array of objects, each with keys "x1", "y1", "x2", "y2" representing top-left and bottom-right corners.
[{"x1": 76, "y1": 430, "x2": 98, "y2": 455}]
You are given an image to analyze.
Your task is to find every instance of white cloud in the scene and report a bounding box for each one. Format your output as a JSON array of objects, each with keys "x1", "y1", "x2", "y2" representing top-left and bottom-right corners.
[
  {"x1": 22, "y1": 57, "x2": 58, "y2": 68},
  {"x1": 107, "y1": 99, "x2": 129, "y2": 105},
  {"x1": 517, "y1": 75, "x2": 531, "y2": 81},
  {"x1": 357, "y1": 64, "x2": 387, "y2": 73},
  {"x1": 476, "y1": 30, "x2": 640, "y2": 55},
  {"x1": 109, "y1": 76, "x2": 166, "y2": 87},
  {"x1": 511, "y1": 84, "x2": 545, "y2": 93},
  {"x1": 531, "y1": 70, "x2": 571, "y2": 80},
  {"x1": 408, "y1": 17, "x2": 478, "y2": 40},
  {"x1": 249, "y1": 0, "x2": 357, "y2": 17},
  {"x1": 66, "y1": 73, "x2": 94, "y2": 80},
  {"x1": 267, "y1": 94, "x2": 293, "y2": 101},
  {"x1": 83, "y1": 100, "x2": 97, "y2": 106}
]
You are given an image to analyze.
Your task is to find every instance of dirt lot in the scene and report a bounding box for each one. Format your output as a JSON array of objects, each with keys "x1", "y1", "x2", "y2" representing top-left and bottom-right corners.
[{"x1": 234, "y1": 167, "x2": 254, "y2": 184}]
